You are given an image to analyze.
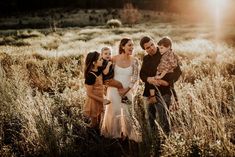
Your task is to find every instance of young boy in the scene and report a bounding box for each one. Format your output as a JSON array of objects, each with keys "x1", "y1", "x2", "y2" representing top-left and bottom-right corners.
[
  {"x1": 101, "y1": 47, "x2": 128, "y2": 103},
  {"x1": 149, "y1": 37, "x2": 180, "y2": 97}
]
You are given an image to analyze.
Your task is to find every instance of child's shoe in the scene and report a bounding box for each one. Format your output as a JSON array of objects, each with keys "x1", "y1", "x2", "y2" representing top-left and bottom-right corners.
[{"x1": 121, "y1": 96, "x2": 131, "y2": 104}]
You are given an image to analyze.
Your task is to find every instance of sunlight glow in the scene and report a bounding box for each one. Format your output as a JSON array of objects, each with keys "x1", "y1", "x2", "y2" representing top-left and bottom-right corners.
[
  {"x1": 206, "y1": 0, "x2": 229, "y2": 41},
  {"x1": 206, "y1": 0, "x2": 228, "y2": 22}
]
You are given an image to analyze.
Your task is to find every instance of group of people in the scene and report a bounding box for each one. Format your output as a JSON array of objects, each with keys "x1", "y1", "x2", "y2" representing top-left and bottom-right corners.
[{"x1": 83, "y1": 36, "x2": 182, "y2": 142}]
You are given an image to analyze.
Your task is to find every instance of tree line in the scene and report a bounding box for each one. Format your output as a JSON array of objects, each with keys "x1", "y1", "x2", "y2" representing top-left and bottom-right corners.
[{"x1": 1, "y1": 0, "x2": 192, "y2": 15}]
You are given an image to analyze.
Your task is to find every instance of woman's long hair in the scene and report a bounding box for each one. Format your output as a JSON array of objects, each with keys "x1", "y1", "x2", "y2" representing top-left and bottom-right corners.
[
  {"x1": 84, "y1": 51, "x2": 100, "y2": 79},
  {"x1": 119, "y1": 38, "x2": 131, "y2": 54}
]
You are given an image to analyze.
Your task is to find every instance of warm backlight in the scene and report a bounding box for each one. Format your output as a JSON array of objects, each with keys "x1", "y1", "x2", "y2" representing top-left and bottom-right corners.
[{"x1": 206, "y1": 0, "x2": 229, "y2": 22}]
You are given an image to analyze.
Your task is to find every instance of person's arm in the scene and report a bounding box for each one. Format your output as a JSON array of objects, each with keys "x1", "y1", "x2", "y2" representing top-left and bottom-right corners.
[
  {"x1": 140, "y1": 60, "x2": 155, "y2": 84},
  {"x1": 153, "y1": 79, "x2": 169, "y2": 86},
  {"x1": 155, "y1": 70, "x2": 167, "y2": 79},
  {"x1": 129, "y1": 57, "x2": 139, "y2": 88},
  {"x1": 140, "y1": 56, "x2": 149, "y2": 83},
  {"x1": 120, "y1": 58, "x2": 139, "y2": 96},
  {"x1": 85, "y1": 84, "x2": 103, "y2": 103},
  {"x1": 154, "y1": 51, "x2": 177, "y2": 86},
  {"x1": 162, "y1": 51, "x2": 181, "y2": 83},
  {"x1": 162, "y1": 64, "x2": 182, "y2": 86},
  {"x1": 111, "y1": 55, "x2": 116, "y2": 63},
  {"x1": 172, "y1": 65, "x2": 182, "y2": 82},
  {"x1": 103, "y1": 61, "x2": 112, "y2": 75},
  {"x1": 140, "y1": 56, "x2": 161, "y2": 91}
]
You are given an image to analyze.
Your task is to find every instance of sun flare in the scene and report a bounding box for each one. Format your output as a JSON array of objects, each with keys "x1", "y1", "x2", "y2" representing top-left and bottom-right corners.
[
  {"x1": 206, "y1": 0, "x2": 228, "y2": 21},
  {"x1": 205, "y1": 0, "x2": 230, "y2": 39}
]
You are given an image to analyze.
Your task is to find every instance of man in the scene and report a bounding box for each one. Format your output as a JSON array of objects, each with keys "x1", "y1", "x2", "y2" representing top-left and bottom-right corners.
[{"x1": 139, "y1": 36, "x2": 181, "y2": 135}]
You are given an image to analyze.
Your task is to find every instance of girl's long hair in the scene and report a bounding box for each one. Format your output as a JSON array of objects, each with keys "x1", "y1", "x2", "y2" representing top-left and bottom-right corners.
[
  {"x1": 119, "y1": 38, "x2": 131, "y2": 54},
  {"x1": 84, "y1": 51, "x2": 100, "y2": 79}
]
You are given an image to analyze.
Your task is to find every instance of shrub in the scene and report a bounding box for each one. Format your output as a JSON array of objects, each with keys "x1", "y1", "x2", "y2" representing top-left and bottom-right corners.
[
  {"x1": 0, "y1": 36, "x2": 30, "y2": 46},
  {"x1": 106, "y1": 19, "x2": 122, "y2": 28}
]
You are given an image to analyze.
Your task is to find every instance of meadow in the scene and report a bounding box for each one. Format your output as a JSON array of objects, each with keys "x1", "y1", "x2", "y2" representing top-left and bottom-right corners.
[{"x1": 0, "y1": 12, "x2": 235, "y2": 156}]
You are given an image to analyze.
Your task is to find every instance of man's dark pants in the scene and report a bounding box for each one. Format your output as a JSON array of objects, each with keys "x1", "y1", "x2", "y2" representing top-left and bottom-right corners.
[{"x1": 146, "y1": 94, "x2": 171, "y2": 135}]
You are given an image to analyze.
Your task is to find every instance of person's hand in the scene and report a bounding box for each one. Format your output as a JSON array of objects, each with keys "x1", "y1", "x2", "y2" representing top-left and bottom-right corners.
[
  {"x1": 148, "y1": 96, "x2": 157, "y2": 104},
  {"x1": 103, "y1": 99, "x2": 111, "y2": 105},
  {"x1": 107, "y1": 61, "x2": 112, "y2": 66},
  {"x1": 147, "y1": 77, "x2": 155, "y2": 84},
  {"x1": 155, "y1": 75, "x2": 161, "y2": 80}
]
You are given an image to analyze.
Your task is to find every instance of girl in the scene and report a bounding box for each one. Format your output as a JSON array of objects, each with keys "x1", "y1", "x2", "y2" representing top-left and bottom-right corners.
[{"x1": 84, "y1": 51, "x2": 110, "y2": 128}]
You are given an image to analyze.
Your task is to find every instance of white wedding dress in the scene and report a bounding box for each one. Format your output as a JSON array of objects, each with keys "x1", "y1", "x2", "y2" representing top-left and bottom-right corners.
[{"x1": 101, "y1": 65, "x2": 141, "y2": 142}]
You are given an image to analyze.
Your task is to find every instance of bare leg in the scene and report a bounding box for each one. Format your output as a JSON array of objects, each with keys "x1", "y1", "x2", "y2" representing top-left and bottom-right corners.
[{"x1": 104, "y1": 79, "x2": 123, "y2": 89}]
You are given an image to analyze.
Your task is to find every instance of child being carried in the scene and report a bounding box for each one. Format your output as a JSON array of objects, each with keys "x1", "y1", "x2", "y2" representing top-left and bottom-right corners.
[{"x1": 101, "y1": 47, "x2": 129, "y2": 103}]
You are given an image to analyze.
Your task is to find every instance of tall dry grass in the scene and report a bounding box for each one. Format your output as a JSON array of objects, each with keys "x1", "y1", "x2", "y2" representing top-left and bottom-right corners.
[{"x1": 0, "y1": 22, "x2": 234, "y2": 156}]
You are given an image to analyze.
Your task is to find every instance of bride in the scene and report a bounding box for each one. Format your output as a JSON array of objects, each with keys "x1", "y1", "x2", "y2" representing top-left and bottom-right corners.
[{"x1": 101, "y1": 38, "x2": 142, "y2": 142}]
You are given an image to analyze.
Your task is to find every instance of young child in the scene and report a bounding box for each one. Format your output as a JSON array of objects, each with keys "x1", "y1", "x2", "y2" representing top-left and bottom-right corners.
[
  {"x1": 84, "y1": 51, "x2": 110, "y2": 128},
  {"x1": 101, "y1": 47, "x2": 128, "y2": 103},
  {"x1": 149, "y1": 37, "x2": 180, "y2": 97}
]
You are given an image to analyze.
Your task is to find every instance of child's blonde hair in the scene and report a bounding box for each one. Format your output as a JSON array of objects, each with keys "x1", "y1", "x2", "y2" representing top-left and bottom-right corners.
[{"x1": 101, "y1": 46, "x2": 111, "y2": 54}]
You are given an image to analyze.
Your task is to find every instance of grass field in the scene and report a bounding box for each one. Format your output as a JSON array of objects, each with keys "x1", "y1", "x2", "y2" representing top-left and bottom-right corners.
[{"x1": 0, "y1": 13, "x2": 235, "y2": 156}]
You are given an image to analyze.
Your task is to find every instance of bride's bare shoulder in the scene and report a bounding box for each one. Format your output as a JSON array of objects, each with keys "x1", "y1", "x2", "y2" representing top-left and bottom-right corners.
[{"x1": 111, "y1": 55, "x2": 120, "y2": 62}]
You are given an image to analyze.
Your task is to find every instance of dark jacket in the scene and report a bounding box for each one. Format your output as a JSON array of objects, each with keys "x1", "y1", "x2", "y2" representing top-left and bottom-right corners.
[
  {"x1": 140, "y1": 48, "x2": 182, "y2": 97},
  {"x1": 101, "y1": 60, "x2": 114, "y2": 81}
]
